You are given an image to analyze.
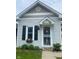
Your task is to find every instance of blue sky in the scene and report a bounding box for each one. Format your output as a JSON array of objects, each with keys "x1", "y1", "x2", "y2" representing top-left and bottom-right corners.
[{"x1": 16, "y1": 0, "x2": 62, "y2": 15}]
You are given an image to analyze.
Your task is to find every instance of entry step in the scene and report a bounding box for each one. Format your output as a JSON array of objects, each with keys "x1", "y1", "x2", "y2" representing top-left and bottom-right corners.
[{"x1": 42, "y1": 47, "x2": 53, "y2": 51}]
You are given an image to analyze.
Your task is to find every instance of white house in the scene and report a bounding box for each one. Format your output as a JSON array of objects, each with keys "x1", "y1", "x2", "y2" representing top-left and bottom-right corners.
[{"x1": 16, "y1": 0, "x2": 62, "y2": 48}]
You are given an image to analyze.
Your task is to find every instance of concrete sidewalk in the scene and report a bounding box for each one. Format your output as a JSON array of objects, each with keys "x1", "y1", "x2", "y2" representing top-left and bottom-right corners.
[{"x1": 42, "y1": 51, "x2": 62, "y2": 59}]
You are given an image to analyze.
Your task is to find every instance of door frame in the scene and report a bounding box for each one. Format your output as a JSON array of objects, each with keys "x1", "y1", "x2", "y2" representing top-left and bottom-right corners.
[{"x1": 42, "y1": 26, "x2": 53, "y2": 47}]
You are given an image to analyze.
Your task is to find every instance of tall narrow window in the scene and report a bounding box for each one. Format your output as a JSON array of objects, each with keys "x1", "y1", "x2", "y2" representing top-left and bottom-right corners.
[
  {"x1": 22, "y1": 26, "x2": 26, "y2": 40},
  {"x1": 28, "y1": 27, "x2": 33, "y2": 39}
]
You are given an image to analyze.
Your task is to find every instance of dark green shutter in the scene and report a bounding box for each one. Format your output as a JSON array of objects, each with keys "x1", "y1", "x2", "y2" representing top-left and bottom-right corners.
[
  {"x1": 22, "y1": 26, "x2": 26, "y2": 40},
  {"x1": 34, "y1": 26, "x2": 39, "y2": 40}
]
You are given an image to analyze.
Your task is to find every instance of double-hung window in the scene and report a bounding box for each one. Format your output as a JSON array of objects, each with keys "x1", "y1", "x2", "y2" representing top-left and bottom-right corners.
[{"x1": 28, "y1": 27, "x2": 33, "y2": 39}]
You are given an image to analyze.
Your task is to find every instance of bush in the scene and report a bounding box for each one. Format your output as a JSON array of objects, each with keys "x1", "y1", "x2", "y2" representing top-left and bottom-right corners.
[
  {"x1": 28, "y1": 45, "x2": 34, "y2": 50},
  {"x1": 21, "y1": 44, "x2": 40, "y2": 50},
  {"x1": 34, "y1": 46, "x2": 40, "y2": 50},
  {"x1": 21, "y1": 44, "x2": 29, "y2": 49},
  {"x1": 53, "y1": 43, "x2": 61, "y2": 51}
]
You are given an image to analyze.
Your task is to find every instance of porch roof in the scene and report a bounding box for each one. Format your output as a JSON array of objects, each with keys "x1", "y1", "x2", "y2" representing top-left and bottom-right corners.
[{"x1": 39, "y1": 17, "x2": 54, "y2": 25}]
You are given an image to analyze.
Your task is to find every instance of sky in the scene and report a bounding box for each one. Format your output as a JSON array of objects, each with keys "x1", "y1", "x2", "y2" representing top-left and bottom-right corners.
[{"x1": 16, "y1": 0, "x2": 62, "y2": 15}]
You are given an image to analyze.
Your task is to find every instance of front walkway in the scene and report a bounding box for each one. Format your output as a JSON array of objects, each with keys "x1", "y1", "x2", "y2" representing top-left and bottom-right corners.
[{"x1": 42, "y1": 51, "x2": 62, "y2": 59}]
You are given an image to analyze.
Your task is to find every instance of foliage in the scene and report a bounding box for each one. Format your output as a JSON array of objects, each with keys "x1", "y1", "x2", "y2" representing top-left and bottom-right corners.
[
  {"x1": 34, "y1": 46, "x2": 40, "y2": 50},
  {"x1": 53, "y1": 43, "x2": 61, "y2": 51},
  {"x1": 21, "y1": 44, "x2": 29, "y2": 49},
  {"x1": 21, "y1": 44, "x2": 40, "y2": 50},
  {"x1": 56, "y1": 57, "x2": 62, "y2": 59},
  {"x1": 28, "y1": 45, "x2": 34, "y2": 50}
]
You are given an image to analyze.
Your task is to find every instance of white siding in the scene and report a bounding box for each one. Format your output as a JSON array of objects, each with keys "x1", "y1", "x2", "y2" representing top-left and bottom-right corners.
[{"x1": 16, "y1": 5, "x2": 61, "y2": 48}]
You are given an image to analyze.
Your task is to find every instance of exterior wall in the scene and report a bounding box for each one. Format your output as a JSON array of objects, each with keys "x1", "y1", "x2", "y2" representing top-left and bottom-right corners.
[
  {"x1": 17, "y1": 17, "x2": 61, "y2": 48},
  {"x1": 16, "y1": 5, "x2": 62, "y2": 48}
]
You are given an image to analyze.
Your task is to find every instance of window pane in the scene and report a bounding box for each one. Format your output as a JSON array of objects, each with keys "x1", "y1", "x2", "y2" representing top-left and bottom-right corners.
[
  {"x1": 28, "y1": 27, "x2": 33, "y2": 39},
  {"x1": 44, "y1": 37, "x2": 50, "y2": 45},
  {"x1": 44, "y1": 27, "x2": 50, "y2": 35}
]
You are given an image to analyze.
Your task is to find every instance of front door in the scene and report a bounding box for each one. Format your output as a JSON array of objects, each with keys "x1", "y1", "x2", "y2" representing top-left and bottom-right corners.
[{"x1": 43, "y1": 27, "x2": 51, "y2": 47}]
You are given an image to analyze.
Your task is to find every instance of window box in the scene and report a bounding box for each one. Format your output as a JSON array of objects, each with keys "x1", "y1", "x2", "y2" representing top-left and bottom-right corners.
[{"x1": 26, "y1": 39, "x2": 33, "y2": 43}]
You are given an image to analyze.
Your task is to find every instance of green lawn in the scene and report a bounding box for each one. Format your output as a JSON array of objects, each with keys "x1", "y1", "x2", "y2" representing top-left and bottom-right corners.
[{"x1": 16, "y1": 48, "x2": 42, "y2": 59}]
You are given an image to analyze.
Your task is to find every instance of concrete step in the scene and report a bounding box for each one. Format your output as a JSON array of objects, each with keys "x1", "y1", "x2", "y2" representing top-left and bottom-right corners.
[{"x1": 42, "y1": 47, "x2": 53, "y2": 51}]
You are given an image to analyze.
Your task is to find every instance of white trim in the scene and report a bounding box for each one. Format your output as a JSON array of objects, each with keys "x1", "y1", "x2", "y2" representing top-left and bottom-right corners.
[
  {"x1": 17, "y1": 0, "x2": 61, "y2": 18},
  {"x1": 42, "y1": 26, "x2": 43, "y2": 47},
  {"x1": 26, "y1": 26, "x2": 28, "y2": 40},
  {"x1": 33, "y1": 26, "x2": 34, "y2": 41},
  {"x1": 50, "y1": 26, "x2": 53, "y2": 47},
  {"x1": 42, "y1": 26, "x2": 52, "y2": 47},
  {"x1": 26, "y1": 26, "x2": 34, "y2": 41},
  {"x1": 40, "y1": 17, "x2": 55, "y2": 25},
  {"x1": 24, "y1": 13, "x2": 53, "y2": 16}
]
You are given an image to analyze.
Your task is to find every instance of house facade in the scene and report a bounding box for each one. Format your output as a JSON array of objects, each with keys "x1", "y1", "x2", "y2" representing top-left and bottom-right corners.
[{"x1": 16, "y1": 0, "x2": 62, "y2": 48}]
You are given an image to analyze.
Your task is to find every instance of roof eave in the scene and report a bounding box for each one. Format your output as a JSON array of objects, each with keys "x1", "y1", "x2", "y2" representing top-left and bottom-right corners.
[{"x1": 16, "y1": 0, "x2": 62, "y2": 18}]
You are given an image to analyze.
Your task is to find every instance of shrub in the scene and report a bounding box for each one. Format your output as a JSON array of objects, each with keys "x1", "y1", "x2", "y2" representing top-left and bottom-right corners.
[
  {"x1": 21, "y1": 44, "x2": 40, "y2": 50},
  {"x1": 21, "y1": 44, "x2": 29, "y2": 49},
  {"x1": 28, "y1": 45, "x2": 35, "y2": 50},
  {"x1": 53, "y1": 43, "x2": 61, "y2": 51},
  {"x1": 34, "y1": 46, "x2": 40, "y2": 50}
]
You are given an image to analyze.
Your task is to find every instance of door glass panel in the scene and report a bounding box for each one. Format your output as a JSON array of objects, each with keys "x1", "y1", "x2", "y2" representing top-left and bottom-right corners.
[
  {"x1": 43, "y1": 27, "x2": 50, "y2": 45},
  {"x1": 44, "y1": 37, "x2": 50, "y2": 45},
  {"x1": 43, "y1": 27, "x2": 50, "y2": 35}
]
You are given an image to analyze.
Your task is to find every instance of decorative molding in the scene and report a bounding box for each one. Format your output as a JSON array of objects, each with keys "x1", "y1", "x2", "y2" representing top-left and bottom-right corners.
[
  {"x1": 17, "y1": 0, "x2": 61, "y2": 18},
  {"x1": 40, "y1": 17, "x2": 55, "y2": 25},
  {"x1": 23, "y1": 13, "x2": 53, "y2": 16}
]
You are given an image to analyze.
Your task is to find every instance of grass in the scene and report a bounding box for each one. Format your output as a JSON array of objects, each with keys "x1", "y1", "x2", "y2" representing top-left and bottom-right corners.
[
  {"x1": 16, "y1": 48, "x2": 42, "y2": 59},
  {"x1": 56, "y1": 57, "x2": 62, "y2": 59}
]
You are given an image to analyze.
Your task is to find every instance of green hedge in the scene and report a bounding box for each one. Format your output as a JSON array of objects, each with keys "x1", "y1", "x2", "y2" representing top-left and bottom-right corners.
[
  {"x1": 21, "y1": 44, "x2": 29, "y2": 49},
  {"x1": 21, "y1": 44, "x2": 40, "y2": 50}
]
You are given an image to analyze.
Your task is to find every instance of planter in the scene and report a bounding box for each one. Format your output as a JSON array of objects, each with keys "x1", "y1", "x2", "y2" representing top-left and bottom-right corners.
[{"x1": 26, "y1": 39, "x2": 33, "y2": 43}]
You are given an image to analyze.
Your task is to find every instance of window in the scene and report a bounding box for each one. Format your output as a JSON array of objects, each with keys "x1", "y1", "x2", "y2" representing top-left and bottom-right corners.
[
  {"x1": 44, "y1": 37, "x2": 50, "y2": 45},
  {"x1": 22, "y1": 26, "x2": 26, "y2": 40},
  {"x1": 44, "y1": 27, "x2": 50, "y2": 35},
  {"x1": 28, "y1": 27, "x2": 33, "y2": 39}
]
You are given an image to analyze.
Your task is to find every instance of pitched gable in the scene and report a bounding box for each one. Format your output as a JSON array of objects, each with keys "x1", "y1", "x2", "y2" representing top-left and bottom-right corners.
[
  {"x1": 17, "y1": 0, "x2": 61, "y2": 18},
  {"x1": 27, "y1": 4, "x2": 51, "y2": 13}
]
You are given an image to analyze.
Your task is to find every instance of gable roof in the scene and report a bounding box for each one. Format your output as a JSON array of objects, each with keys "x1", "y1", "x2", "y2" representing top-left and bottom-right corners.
[
  {"x1": 16, "y1": 0, "x2": 62, "y2": 18},
  {"x1": 40, "y1": 17, "x2": 55, "y2": 25}
]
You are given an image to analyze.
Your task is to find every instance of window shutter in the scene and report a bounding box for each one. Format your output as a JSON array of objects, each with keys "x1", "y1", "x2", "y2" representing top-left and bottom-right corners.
[
  {"x1": 22, "y1": 26, "x2": 26, "y2": 40},
  {"x1": 16, "y1": 28, "x2": 17, "y2": 44},
  {"x1": 34, "y1": 26, "x2": 39, "y2": 40}
]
